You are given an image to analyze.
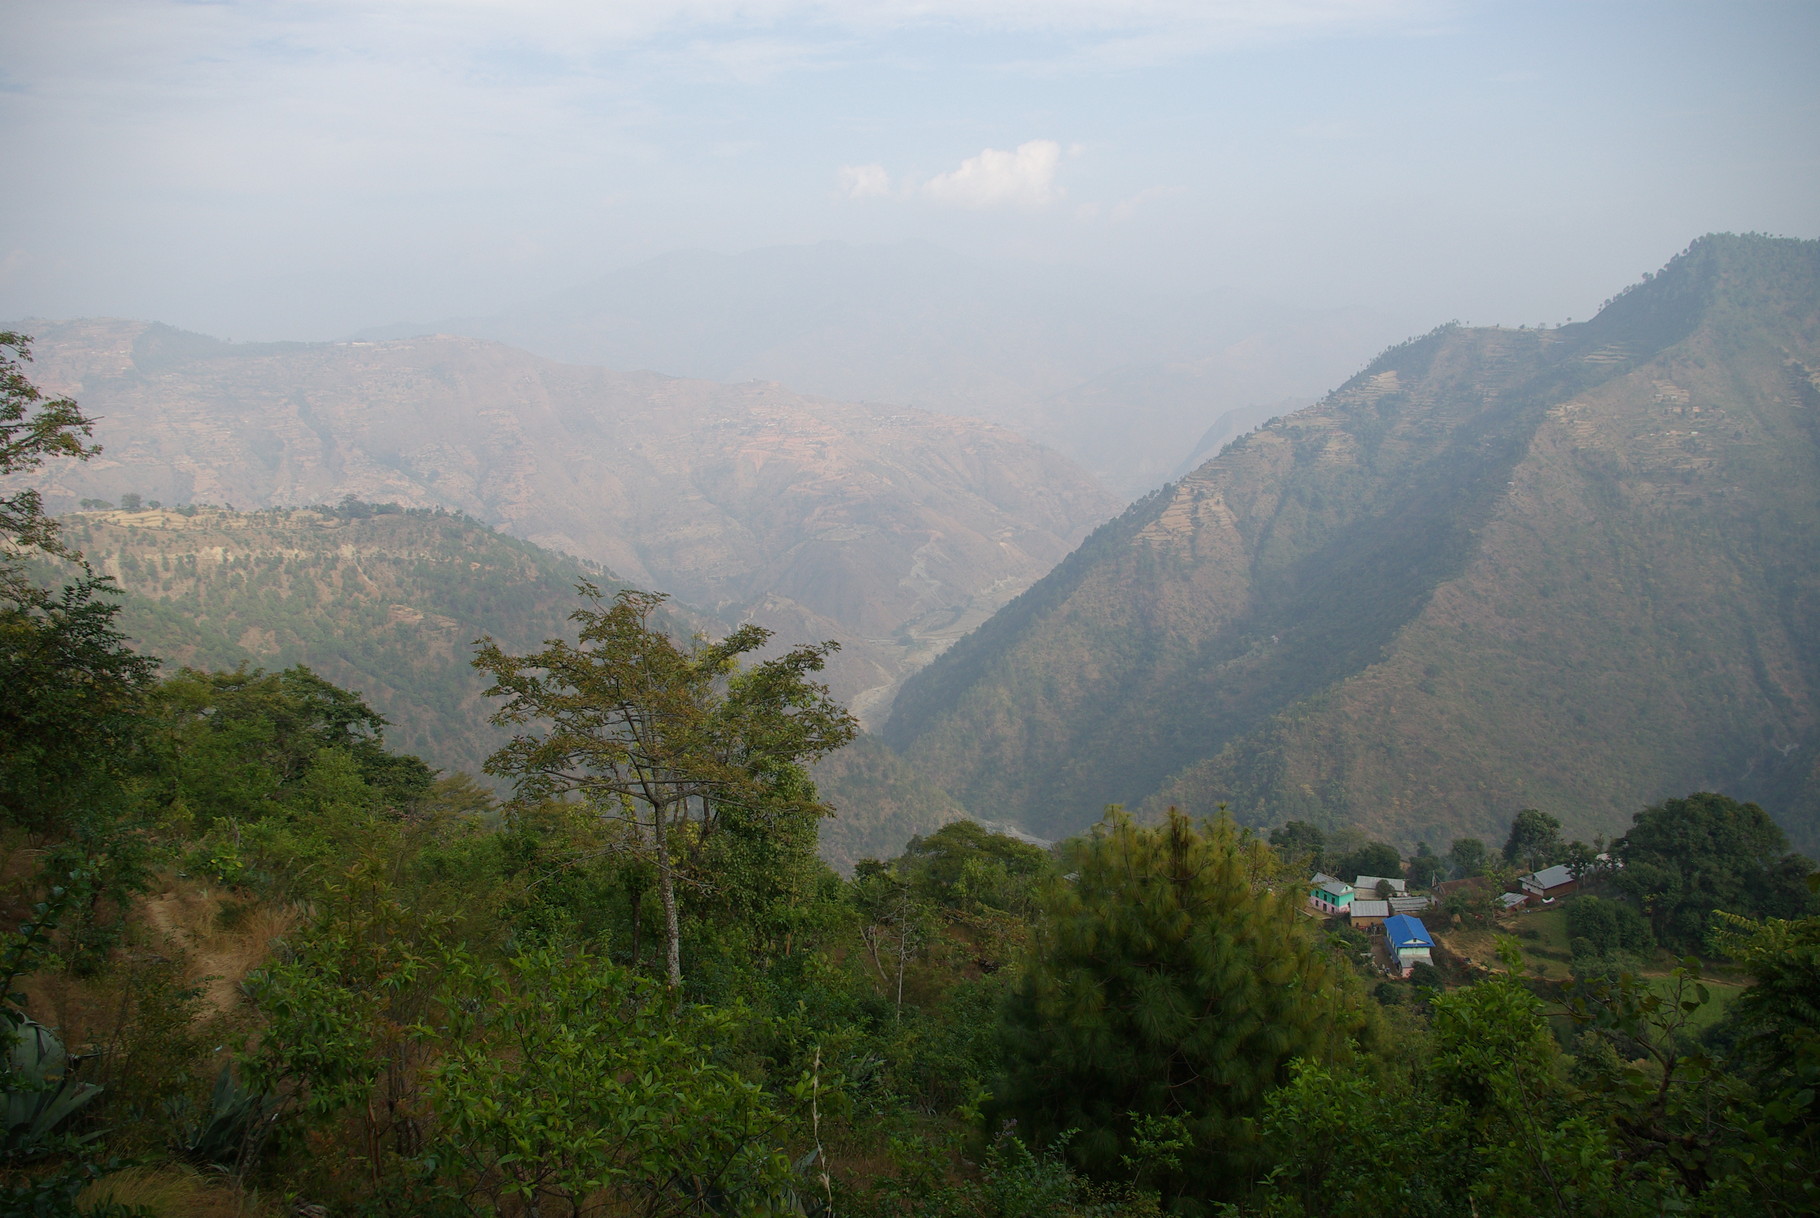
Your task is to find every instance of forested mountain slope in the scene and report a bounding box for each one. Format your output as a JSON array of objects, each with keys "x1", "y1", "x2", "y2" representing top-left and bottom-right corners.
[
  {"x1": 48, "y1": 505, "x2": 952, "y2": 867},
  {"x1": 885, "y1": 234, "x2": 1820, "y2": 852},
  {"x1": 49, "y1": 506, "x2": 621, "y2": 775},
  {"x1": 13, "y1": 323, "x2": 1115, "y2": 719}
]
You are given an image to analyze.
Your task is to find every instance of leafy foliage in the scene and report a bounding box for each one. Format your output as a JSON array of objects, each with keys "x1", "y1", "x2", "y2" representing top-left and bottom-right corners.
[
  {"x1": 994, "y1": 809, "x2": 1370, "y2": 1209},
  {"x1": 1503, "y1": 808, "x2": 1564, "y2": 871},
  {"x1": 1613, "y1": 792, "x2": 1816, "y2": 951},
  {"x1": 0, "y1": 575, "x2": 155, "y2": 832},
  {"x1": 476, "y1": 584, "x2": 857, "y2": 986},
  {"x1": 0, "y1": 332, "x2": 97, "y2": 558}
]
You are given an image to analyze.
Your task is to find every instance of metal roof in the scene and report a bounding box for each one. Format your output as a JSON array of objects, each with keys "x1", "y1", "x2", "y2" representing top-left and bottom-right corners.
[
  {"x1": 1523, "y1": 864, "x2": 1575, "y2": 890},
  {"x1": 1383, "y1": 914, "x2": 1432, "y2": 947}
]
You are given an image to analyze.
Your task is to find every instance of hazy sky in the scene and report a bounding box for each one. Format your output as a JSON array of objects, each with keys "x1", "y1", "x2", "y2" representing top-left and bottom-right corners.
[{"x1": 3, "y1": 0, "x2": 1816, "y2": 342}]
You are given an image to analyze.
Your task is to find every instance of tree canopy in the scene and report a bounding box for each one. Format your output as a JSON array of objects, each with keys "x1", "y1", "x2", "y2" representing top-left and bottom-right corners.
[
  {"x1": 474, "y1": 584, "x2": 856, "y2": 986},
  {"x1": 1613, "y1": 791, "x2": 1815, "y2": 951},
  {"x1": 994, "y1": 808, "x2": 1371, "y2": 1208},
  {"x1": 1502, "y1": 807, "x2": 1564, "y2": 871},
  {"x1": 1, "y1": 331, "x2": 96, "y2": 558}
]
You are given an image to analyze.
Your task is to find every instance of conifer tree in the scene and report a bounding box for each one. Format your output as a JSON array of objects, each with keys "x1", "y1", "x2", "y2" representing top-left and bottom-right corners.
[{"x1": 994, "y1": 807, "x2": 1372, "y2": 1209}]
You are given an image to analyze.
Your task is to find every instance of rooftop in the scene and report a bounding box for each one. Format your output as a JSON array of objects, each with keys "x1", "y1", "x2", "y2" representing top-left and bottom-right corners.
[
  {"x1": 1523, "y1": 864, "x2": 1575, "y2": 890},
  {"x1": 1383, "y1": 914, "x2": 1432, "y2": 947}
]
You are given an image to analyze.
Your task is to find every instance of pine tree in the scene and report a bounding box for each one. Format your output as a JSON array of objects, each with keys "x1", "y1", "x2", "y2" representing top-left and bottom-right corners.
[{"x1": 994, "y1": 807, "x2": 1373, "y2": 1209}]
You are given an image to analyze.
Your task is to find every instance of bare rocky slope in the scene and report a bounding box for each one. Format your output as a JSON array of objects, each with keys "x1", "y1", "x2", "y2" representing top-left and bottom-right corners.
[
  {"x1": 885, "y1": 234, "x2": 1820, "y2": 853},
  {"x1": 12, "y1": 322, "x2": 1116, "y2": 721}
]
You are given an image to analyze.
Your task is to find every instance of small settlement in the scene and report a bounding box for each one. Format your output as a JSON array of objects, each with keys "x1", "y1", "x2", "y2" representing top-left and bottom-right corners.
[
  {"x1": 1306, "y1": 857, "x2": 1603, "y2": 976},
  {"x1": 1305, "y1": 873, "x2": 1436, "y2": 969}
]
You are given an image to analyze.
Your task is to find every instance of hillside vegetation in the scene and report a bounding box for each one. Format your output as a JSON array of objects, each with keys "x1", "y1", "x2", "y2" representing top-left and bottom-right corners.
[
  {"x1": 43, "y1": 505, "x2": 960, "y2": 867},
  {"x1": 886, "y1": 234, "x2": 1820, "y2": 852},
  {"x1": 47, "y1": 505, "x2": 617, "y2": 774}
]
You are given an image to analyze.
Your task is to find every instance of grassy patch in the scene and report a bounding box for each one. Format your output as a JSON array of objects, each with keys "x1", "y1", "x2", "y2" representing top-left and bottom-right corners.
[{"x1": 1647, "y1": 973, "x2": 1744, "y2": 1036}]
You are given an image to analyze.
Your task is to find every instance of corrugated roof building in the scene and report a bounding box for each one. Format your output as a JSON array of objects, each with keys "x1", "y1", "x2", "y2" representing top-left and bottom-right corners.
[
  {"x1": 1308, "y1": 873, "x2": 1354, "y2": 915},
  {"x1": 1384, "y1": 914, "x2": 1433, "y2": 977},
  {"x1": 1520, "y1": 864, "x2": 1577, "y2": 900}
]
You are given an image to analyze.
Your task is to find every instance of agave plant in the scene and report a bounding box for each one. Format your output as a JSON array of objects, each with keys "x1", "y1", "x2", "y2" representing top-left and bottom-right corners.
[
  {"x1": 173, "y1": 1063, "x2": 280, "y2": 1171},
  {"x1": 2, "y1": 1015, "x2": 103, "y2": 1158}
]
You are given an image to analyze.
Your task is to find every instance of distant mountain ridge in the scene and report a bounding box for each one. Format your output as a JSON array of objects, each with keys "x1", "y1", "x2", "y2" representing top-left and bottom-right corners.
[
  {"x1": 12, "y1": 321, "x2": 1116, "y2": 721},
  {"x1": 885, "y1": 234, "x2": 1820, "y2": 853},
  {"x1": 359, "y1": 241, "x2": 1410, "y2": 496}
]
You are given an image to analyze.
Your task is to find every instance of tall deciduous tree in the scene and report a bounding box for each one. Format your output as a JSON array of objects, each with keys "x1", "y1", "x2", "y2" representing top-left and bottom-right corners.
[
  {"x1": 994, "y1": 807, "x2": 1372, "y2": 1207},
  {"x1": 1268, "y1": 820, "x2": 1326, "y2": 872},
  {"x1": 474, "y1": 585, "x2": 856, "y2": 987},
  {"x1": 1502, "y1": 808, "x2": 1564, "y2": 871},
  {"x1": 1331, "y1": 839, "x2": 1401, "y2": 884},
  {"x1": 0, "y1": 332, "x2": 153, "y2": 831},
  {"x1": 1449, "y1": 836, "x2": 1490, "y2": 879},
  {"x1": 1, "y1": 331, "x2": 96, "y2": 559}
]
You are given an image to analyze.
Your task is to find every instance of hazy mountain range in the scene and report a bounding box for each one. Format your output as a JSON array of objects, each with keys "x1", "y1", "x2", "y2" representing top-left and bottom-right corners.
[
  {"x1": 14, "y1": 233, "x2": 1819, "y2": 861},
  {"x1": 13, "y1": 319, "x2": 1115, "y2": 721},
  {"x1": 356, "y1": 241, "x2": 1410, "y2": 497},
  {"x1": 885, "y1": 234, "x2": 1820, "y2": 854}
]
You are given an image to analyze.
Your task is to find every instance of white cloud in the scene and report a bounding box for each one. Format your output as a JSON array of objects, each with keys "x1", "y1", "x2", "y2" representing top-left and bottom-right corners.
[
  {"x1": 923, "y1": 140, "x2": 1063, "y2": 209},
  {"x1": 838, "y1": 163, "x2": 892, "y2": 199}
]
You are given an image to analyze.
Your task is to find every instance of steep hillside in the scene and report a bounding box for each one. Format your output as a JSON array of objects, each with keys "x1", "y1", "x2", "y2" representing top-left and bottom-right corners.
[
  {"x1": 48, "y1": 506, "x2": 624, "y2": 774},
  {"x1": 47, "y1": 506, "x2": 953, "y2": 866},
  {"x1": 885, "y1": 234, "x2": 1820, "y2": 853},
  {"x1": 12, "y1": 326, "x2": 1115, "y2": 720},
  {"x1": 809, "y1": 734, "x2": 971, "y2": 874}
]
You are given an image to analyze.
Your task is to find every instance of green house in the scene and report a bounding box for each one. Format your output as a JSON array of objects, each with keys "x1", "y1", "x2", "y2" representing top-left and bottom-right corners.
[{"x1": 1309, "y1": 873, "x2": 1353, "y2": 915}]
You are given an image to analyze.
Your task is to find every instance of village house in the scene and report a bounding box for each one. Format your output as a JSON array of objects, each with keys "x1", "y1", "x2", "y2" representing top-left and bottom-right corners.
[
  {"x1": 1355, "y1": 874, "x2": 1407, "y2": 897},
  {"x1": 1384, "y1": 914, "x2": 1434, "y2": 977},
  {"x1": 1308, "y1": 873, "x2": 1354, "y2": 915},
  {"x1": 1518, "y1": 863, "x2": 1578, "y2": 902},
  {"x1": 1349, "y1": 898, "x2": 1390, "y2": 930}
]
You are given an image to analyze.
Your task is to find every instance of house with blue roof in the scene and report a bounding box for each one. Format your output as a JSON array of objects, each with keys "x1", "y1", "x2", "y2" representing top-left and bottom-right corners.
[{"x1": 1384, "y1": 914, "x2": 1433, "y2": 977}]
